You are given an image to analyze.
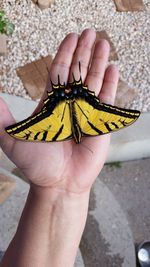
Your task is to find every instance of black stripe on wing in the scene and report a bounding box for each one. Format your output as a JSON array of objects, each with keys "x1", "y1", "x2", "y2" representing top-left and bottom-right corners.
[
  {"x1": 5, "y1": 109, "x2": 52, "y2": 135},
  {"x1": 84, "y1": 91, "x2": 140, "y2": 119},
  {"x1": 98, "y1": 103, "x2": 140, "y2": 118},
  {"x1": 52, "y1": 125, "x2": 64, "y2": 141}
]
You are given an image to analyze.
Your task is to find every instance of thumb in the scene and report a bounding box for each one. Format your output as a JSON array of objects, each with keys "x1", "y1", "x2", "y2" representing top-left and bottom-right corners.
[{"x1": 0, "y1": 97, "x2": 16, "y2": 154}]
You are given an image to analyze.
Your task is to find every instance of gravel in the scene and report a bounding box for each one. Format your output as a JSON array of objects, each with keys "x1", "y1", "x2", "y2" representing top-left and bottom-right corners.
[{"x1": 0, "y1": 0, "x2": 150, "y2": 111}]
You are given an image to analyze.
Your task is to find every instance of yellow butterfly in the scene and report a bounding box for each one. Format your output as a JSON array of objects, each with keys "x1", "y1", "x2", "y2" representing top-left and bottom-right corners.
[{"x1": 5, "y1": 77, "x2": 140, "y2": 144}]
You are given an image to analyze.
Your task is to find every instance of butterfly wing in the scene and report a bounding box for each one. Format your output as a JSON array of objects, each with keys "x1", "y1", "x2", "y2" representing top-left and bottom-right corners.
[
  {"x1": 74, "y1": 98, "x2": 140, "y2": 137},
  {"x1": 5, "y1": 74, "x2": 141, "y2": 144},
  {"x1": 6, "y1": 100, "x2": 72, "y2": 142}
]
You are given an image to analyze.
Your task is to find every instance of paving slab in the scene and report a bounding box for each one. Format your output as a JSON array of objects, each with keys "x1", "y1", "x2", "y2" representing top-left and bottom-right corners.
[
  {"x1": 107, "y1": 112, "x2": 150, "y2": 162},
  {"x1": 114, "y1": 79, "x2": 137, "y2": 108},
  {"x1": 96, "y1": 31, "x2": 118, "y2": 61},
  {"x1": 101, "y1": 158, "x2": 150, "y2": 246},
  {"x1": 113, "y1": 0, "x2": 145, "y2": 12},
  {"x1": 16, "y1": 55, "x2": 52, "y2": 100},
  {"x1": 32, "y1": 0, "x2": 55, "y2": 9},
  {"x1": 80, "y1": 178, "x2": 136, "y2": 266}
]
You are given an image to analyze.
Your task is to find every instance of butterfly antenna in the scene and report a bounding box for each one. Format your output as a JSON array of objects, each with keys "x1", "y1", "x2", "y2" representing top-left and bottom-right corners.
[
  {"x1": 72, "y1": 72, "x2": 76, "y2": 82},
  {"x1": 46, "y1": 65, "x2": 54, "y2": 89},
  {"x1": 58, "y1": 74, "x2": 61, "y2": 85},
  {"x1": 79, "y1": 61, "x2": 82, "y2": 82},
  {"x1": 46, "y1": 65, "x2": 50, "y2": 75}
]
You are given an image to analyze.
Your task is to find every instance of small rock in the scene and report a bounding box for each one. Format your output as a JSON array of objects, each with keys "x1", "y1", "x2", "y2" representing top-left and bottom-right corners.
[
  {"x1": 0, "y1": 173, "x2": 16, "y2": 205},
  {"x1": 0, "y1": 34, "x2": 7, "y2": 56},
  {"x1": 32, "y1": 0, "x2": 55, "y2": 10}
]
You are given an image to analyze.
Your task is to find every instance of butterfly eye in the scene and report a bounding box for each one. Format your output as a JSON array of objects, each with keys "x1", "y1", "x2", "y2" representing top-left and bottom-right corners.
[
  {"x1": 73, "y1": 88, "x2": 78, "y2": 95},
  {"x1": 66, "y1": 94, "x2": 70, "y2": 99},
  {"x1": 79, "y1": 88, "x2": 82, "y2": 93},
  {"x1": 60, "y1": 91, "x2": 65, "y2": 97},
  {"x1": 54, "y1": 92, "x2": 58, "y2": 98},
  {"x1": 84, "y1": 91, "x2": 88, "y2": 97}
]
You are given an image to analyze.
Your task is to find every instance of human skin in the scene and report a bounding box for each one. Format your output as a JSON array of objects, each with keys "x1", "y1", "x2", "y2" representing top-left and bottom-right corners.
[{"x1": 0, "y1": 29, "x2": 119, "y2": 267}]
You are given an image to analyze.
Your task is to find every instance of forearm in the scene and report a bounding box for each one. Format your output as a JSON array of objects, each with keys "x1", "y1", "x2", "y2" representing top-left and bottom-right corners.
[{"x1": 1, "y1": 184, "x2": 90, "y2": 267}]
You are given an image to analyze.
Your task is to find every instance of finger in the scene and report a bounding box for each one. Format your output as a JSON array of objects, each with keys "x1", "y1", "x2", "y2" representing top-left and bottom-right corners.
[
  {"x1": 50, "y1": 32, "x2": 79, "y2": 85},
  {"x1": 99, "y1": 64, "x2": 119, "y2": 105},
  {"x1": 33, "y1": 32, "x2": 79, "y2": 114},
  {"x1": 85, "y1": 39, "x2": 110, "y2": 95},
  {"x1": 0, "y1": 97, "x2": 15, "y2": 154},
  {"x1": 69, "y1": 29, "x2": 96, "y2": 82},
  {"x1": 83, "y1": 65, "x2": 119, "y2": 155}
]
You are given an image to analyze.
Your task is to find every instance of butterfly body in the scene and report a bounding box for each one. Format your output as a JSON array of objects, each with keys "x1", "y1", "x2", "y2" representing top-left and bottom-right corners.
[
  {"x1": 5, "y1": 78, "x2": 140, "y2": 144},
  {"x1": 43, "y1": 80, "x2": 96, "y2": 143}
]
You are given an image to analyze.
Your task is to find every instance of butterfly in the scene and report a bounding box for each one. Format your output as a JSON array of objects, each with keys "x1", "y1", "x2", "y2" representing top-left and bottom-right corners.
[{"x1": 5, "y1": 74, "x2": 140, "y2": 144}]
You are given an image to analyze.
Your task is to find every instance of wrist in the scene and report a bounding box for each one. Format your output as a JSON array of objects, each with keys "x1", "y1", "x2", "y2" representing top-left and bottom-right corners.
[
  {"x1": 30, "y1": 181, "x2": 91, "y2": 204},
  {"x1": 28, "y1": 182, "x2": 90, "y2": 267}
]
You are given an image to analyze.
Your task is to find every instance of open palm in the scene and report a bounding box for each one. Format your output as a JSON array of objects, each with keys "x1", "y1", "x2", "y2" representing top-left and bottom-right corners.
[{"x1": 0, "y1": 29, "x2": 119, "y2": 193}]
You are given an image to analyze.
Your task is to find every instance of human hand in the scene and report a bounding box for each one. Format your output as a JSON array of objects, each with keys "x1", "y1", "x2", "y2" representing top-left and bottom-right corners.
[{"x1": 0, "y1": 29, "x2": 119, "y2": 194}]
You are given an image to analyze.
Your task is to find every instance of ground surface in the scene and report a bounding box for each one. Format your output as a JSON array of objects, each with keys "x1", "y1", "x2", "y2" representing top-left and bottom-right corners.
[
  {"x1": 101, "y1": 158, "x2": 150, "y2": 246},
  {"x1": 79, "y1": 158, "x2": 150, "y2": 266}
]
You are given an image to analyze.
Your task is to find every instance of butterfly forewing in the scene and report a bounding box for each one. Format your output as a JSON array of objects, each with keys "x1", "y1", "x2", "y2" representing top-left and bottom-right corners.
[{"x1": 6, "y1": 101, "x2": 72, "y2": 142}]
